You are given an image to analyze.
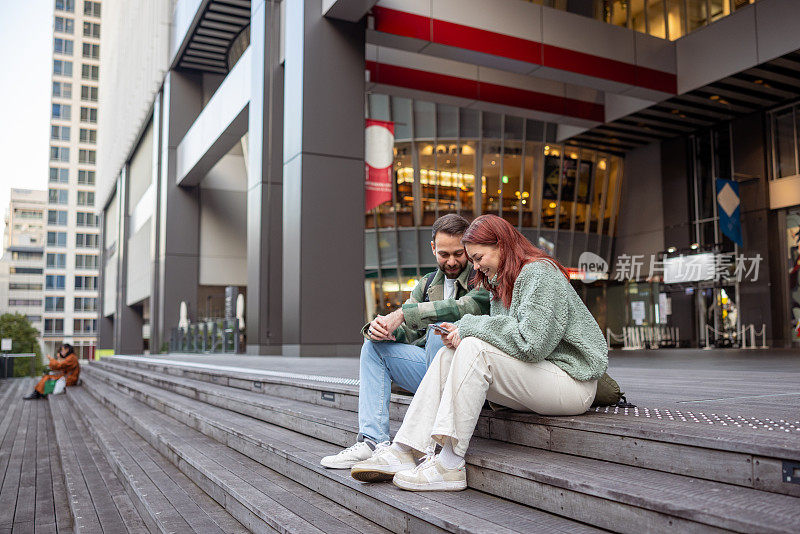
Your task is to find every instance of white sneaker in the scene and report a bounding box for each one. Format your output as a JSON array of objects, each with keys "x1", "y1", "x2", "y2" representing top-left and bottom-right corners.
[
  {"x1": 320, "y1": 441, "x2": 375, "y2": 469},
  {"x1": 350, "y1": 444, "x2": 418, "y2": 483},
  {"x1": 392, "y1": 454, "x2": 467, "y2": 491}
]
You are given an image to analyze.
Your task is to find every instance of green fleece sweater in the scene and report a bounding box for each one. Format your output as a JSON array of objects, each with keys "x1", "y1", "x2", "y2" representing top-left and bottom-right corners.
[{"x1": 456, "y1": 261, "x2": 608, "y2": 381}]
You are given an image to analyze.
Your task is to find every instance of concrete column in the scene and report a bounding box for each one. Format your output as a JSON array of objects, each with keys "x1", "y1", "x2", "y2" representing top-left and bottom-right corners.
[
  {"x1": 148, "y1": 93, "x2": 164, "y2": 352},
  {"x1": 155, "y1": 71, "x2": 203, "y2": 345},
  {"x1": 246, "y1": 0, "x2": 284, "y2": 355},
  {"x1": 282, "y1": 0, "x2": 365, "y2": 356},
  {"x1": 113, "y1": 167, "x2": 144, "y2": 354},
  {"x1": 96, "y1": 209, "x2": 113, "y2": 350}
]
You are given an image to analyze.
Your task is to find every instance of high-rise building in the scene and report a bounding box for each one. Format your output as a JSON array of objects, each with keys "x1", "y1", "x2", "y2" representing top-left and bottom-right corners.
[
  {"x1": 44, "y1": 0, "x2": 102, "y2": 358},
  {"x1": 0, "y1": 189, "x2": 47, "y2": 341}
]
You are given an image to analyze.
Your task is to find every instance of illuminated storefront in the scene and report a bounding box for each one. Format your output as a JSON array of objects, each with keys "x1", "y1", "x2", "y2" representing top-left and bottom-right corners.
[{"x1": 364, "y1": 95, "x2": 623, "y2": 315}]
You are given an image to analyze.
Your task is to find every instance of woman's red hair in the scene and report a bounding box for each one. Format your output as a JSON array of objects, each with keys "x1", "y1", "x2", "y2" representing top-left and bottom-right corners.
[{"x1": 462, "y1": 215, "x2": 569, "y2": 308}]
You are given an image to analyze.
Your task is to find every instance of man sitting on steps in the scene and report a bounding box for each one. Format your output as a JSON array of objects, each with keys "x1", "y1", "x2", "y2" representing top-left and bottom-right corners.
[{"x1": 321, "y1": 214, "x2": 490, "y2": 468}]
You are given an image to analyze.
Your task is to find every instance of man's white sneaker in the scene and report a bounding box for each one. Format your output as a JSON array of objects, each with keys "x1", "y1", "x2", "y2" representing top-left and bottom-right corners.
[
  {"x1": 392, "y1": 455, "x2": 467, "y2": 491},
  {"x1": 350, "y1": 444, "x2": 418, "y2": 483},
  {"x1": 320, "y1": 441, "x2": 375, "y2": 469}
]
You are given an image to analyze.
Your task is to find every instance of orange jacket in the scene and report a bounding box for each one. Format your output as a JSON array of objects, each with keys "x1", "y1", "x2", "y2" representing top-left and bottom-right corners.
[{"x1": 48, "y1": 353, "x2": 80, "y2": 386}]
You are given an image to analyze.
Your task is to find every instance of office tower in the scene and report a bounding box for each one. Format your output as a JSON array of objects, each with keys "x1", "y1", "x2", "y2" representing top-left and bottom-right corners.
[{"x1": 45, "y1": 0, "x2": 102, "y2": 358}]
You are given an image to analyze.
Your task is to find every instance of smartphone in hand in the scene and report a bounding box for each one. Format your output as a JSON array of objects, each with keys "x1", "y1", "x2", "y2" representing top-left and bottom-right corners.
[{"x1": 431, "y1": 324, "x2": 451, "y2": 335}]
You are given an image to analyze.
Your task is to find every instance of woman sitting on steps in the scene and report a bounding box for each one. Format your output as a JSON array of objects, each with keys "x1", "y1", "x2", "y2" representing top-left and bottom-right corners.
[
  {"x1": 23, "y1": 343, "x2": 80, "y2": 400},
  {"x1": 350, "y1": 214, "x2": 608, "y2": 491}
]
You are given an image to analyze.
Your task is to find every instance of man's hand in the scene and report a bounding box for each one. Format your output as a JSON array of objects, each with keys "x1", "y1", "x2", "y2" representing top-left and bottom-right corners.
[
  {"x1": 367, "y1": 313, "x2": 396, "y2": 341},
  {"x1": 381, "y1": 308, "x2": 405, "y2": 334}
]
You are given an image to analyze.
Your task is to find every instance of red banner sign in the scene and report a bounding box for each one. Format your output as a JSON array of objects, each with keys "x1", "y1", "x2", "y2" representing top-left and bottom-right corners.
[{"x1": 365, "y1": 119, "x2": 395, "y2": 212}]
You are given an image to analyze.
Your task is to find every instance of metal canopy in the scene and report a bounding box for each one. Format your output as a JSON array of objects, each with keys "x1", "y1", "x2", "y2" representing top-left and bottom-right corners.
[
  {"x1": 176, "y1": 0, "x2": 251, "y2": 74},
  {"x1": 567, "y1": 50, "x2": 800, "y2": 154}
]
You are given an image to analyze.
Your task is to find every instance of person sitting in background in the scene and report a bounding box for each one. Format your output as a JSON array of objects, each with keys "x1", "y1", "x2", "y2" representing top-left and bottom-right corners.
[
  {"x1": 350, "y1": 215, "x2": 608, "y2": 490},
  {"x1": 23, "y1": 343, "x2": 80, "y2": 400}
]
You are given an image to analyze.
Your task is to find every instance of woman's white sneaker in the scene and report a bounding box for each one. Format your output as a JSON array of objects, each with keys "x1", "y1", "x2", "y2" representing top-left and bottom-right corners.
[
  {"x1": 350, "y1": 444, "x2": 418, "y2": 482},
  {"x1": 320, "y1": 441, "x2": 375, "y2": 469},
  {"x1": 392, "y1": 455, "x2": 467, "y2": 491}
]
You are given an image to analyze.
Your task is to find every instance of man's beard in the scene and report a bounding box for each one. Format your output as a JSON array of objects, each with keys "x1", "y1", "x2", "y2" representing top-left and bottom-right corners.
[{"x1": 441, "y1": 263, "x2": 465, "y2": 279}]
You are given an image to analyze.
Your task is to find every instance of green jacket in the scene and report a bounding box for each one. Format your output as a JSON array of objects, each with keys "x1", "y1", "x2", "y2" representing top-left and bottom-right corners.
[
  {"x1": 456, "y1": 261, "x2": 608, "y2": 381},
  {"x1": 362, "y1": 266, "x2": 491, "y2": 347}
]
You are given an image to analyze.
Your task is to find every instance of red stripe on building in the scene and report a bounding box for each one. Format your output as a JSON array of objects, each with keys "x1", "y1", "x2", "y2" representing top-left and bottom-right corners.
[
  {"x1": 372, "y1": 6, "x2": 430, "y2": 41},
  {"x1": 366, "y1": 61, "x2": 604, "y2": 123},
  {"x1": 371, "y1": 6, "x2": 676, "y2": 95},
  {"x1": 541, "y1": 44, "x2": 637, "y2": 86},
  {"x1": 431, "y1": 19, "x2": 542, "y2": 64}
]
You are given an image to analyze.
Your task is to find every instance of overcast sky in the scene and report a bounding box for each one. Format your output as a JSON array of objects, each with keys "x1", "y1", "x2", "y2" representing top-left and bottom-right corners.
[{"x1": 0, "y1": 1, "x2": 53, "y2": 236}]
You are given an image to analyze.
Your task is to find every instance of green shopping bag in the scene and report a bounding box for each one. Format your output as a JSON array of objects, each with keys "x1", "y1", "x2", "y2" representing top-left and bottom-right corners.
[{"x1": 42, "y1": 379, "x2": 57, "y2": 395}]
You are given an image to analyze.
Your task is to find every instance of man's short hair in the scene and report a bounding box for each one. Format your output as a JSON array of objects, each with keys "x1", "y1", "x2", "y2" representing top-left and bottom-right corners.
[{"x1": 431, "y1": 214, "x2": 470, "y2": 242}]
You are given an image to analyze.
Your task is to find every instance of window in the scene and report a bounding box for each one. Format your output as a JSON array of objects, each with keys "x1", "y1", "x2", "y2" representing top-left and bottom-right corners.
[
  {"x1": 80, "y1": 106, "x2": 98, "y2": 123},
  {"x1": 75, "y1": 233, "x2": 99, "y2": 248},
  {"x1": 83, "y1": 21, "x2": 100, "y2": 38},
  {"x1": 81, "y1": 64, "x2": 99, "y2": 80},
  {"x1": 45, "y1": 296, "x2": 65, "y2": 312},
  {"x1": 9, "y1": 267, "x2": 43, "y2": 275},
  {"x1": 12, "y1": 252, "x2": 41, "y2": 261},
  {"x1": 8, "y1": 299, "x2": 43, "y2": 307},
  {"x1": 80, "y1": 85, "x2": 98, "y2": 102},
  {"x1": 44, "y1": 319, "x2": 64, "y2": 335},
  {"x1": 74, "y1": 275, "x2": 97, "y2": 290},
  {"x1": 47, "y1": 231, "x2": 67, "y2": 247},
  {"x1": 75, "y1": 254, "x2": 98, "y2": 269},
  {"x1": 53, "y1": 59, "x2": 72, "y2": 76},
  {"x1": 78, "y1": 149, "x2": 96, "y2": 164},
  {"x1": 74, "y1": 297, "x2": 97, "y2": 312},
  {"x1": 84, "y1": 1, "x2": 101, "y2": 17},
  {"x1": 48, "y1": 210, "x2": 68, "y2": 226},
  {"x1": 50, "y1": 167, "x2": 69, "y2": 183},
  {"x1": 51, "y1": 125, "x2": 70, "y2": 141},
  {"x1": 46, "y1": 275, "x2": 66, "y2": 290},
  {"x1": 55, "y1": 0, "x2": 74, "y2": 13},
  {"x1": 46, "y1": 253, "x2": 67, "y2": 268},
  {"x1": 81, "y1": 43, "x2": 100, "y2": 59},
  {"x1": 78, "y1": 170, "x2": 95, "y2": 184},
  {"x1": 52, "y1": 81, "x2": 72, "y2": 98},
  {"x1": 9, "y1": 282, "x2": 43, "y2": 291},
  {"x1": 49, "y1": 147, "x2": 70, "y2": 162},
  {"x1": 54, "y1": 38, "x2": 74, "y2": 55},
  {"x1": 76, "y1": 212, "x2": 98, "y2": 227},
  {"x1": 73, "y1": 318, "x2": 97, "y2": 334},
  {"x1": 77, "y1": 191, "x2": 95, "y2": 206},
  {"x1": 51, "y1": 104, "x2": 71, "y2": 120},
  {"x1": 55, "y1": 16, "x2": 74, "y2": 34},
  {"x1": 79, "y1": 128, "x2": 97, "y2": 144}
]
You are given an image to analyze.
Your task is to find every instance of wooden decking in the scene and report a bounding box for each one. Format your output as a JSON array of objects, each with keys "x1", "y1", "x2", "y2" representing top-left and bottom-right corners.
[
  {"x1": 0, "y1": 379, "x2": 71, "y2": 534},
  {"x1": 2, "y1": 348, "x2": 799, "y2": 534}
]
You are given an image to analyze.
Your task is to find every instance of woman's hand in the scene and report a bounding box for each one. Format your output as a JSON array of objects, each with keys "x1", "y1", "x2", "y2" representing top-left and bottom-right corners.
[{"x1": 444, "y1": 325, "x2": 462, "y2": 349}]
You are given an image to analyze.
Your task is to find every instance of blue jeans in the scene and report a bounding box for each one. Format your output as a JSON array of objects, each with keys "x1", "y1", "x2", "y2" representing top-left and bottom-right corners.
[{"x1": 358, "y1": 328, "x2": 445, "y2": 443}]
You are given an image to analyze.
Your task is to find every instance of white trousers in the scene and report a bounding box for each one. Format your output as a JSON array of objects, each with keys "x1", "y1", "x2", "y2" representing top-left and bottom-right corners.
[{"x1": 393, "y1": 336, "x2": 598, "y2": 456}]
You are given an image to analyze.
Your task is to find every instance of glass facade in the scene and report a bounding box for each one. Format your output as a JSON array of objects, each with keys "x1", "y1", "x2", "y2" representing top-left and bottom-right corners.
[
  {"x1": 364, "y1": 95, "x2": 623, "y2": 315},
  {"x1": 525, "y1": 0, "x2": 760, "y2": 41},
  {"x1": 769, "y1": 103, "x2": 800, "y2": 179}
]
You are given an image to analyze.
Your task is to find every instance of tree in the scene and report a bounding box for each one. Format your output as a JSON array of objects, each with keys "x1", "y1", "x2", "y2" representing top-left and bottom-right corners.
[{"x1": 0, "y1": 313, "x2": 44, "y2": 377}]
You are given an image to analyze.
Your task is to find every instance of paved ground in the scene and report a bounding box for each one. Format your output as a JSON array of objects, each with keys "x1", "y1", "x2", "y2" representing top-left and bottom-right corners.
[{"x1": 139, "y1": 348, "x2": 800, "y2": 421}]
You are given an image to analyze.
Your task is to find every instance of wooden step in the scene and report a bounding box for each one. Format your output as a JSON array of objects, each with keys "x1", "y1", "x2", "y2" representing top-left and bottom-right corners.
[
  {"x1": 81, "y1": 370, "x2": 605, "y2": 534},
  {"x1": 0, "y1": 379, "x2": 74, "y2": 534},
  {"x1": 95, "y1": 358, "x2": 800, "y2": 497},
  {"x1": 49, "y1": 394, "x2": 149, "y2": 533},
  {"x1": 54, "y1": 388, "x2": 249, "y2": 534},
  {"x1": 73, "y1": 379, "x2": 401, "y2": 534},
  {"x1": 84, "y1": 364, "x2": 800, "y2": 534}
]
